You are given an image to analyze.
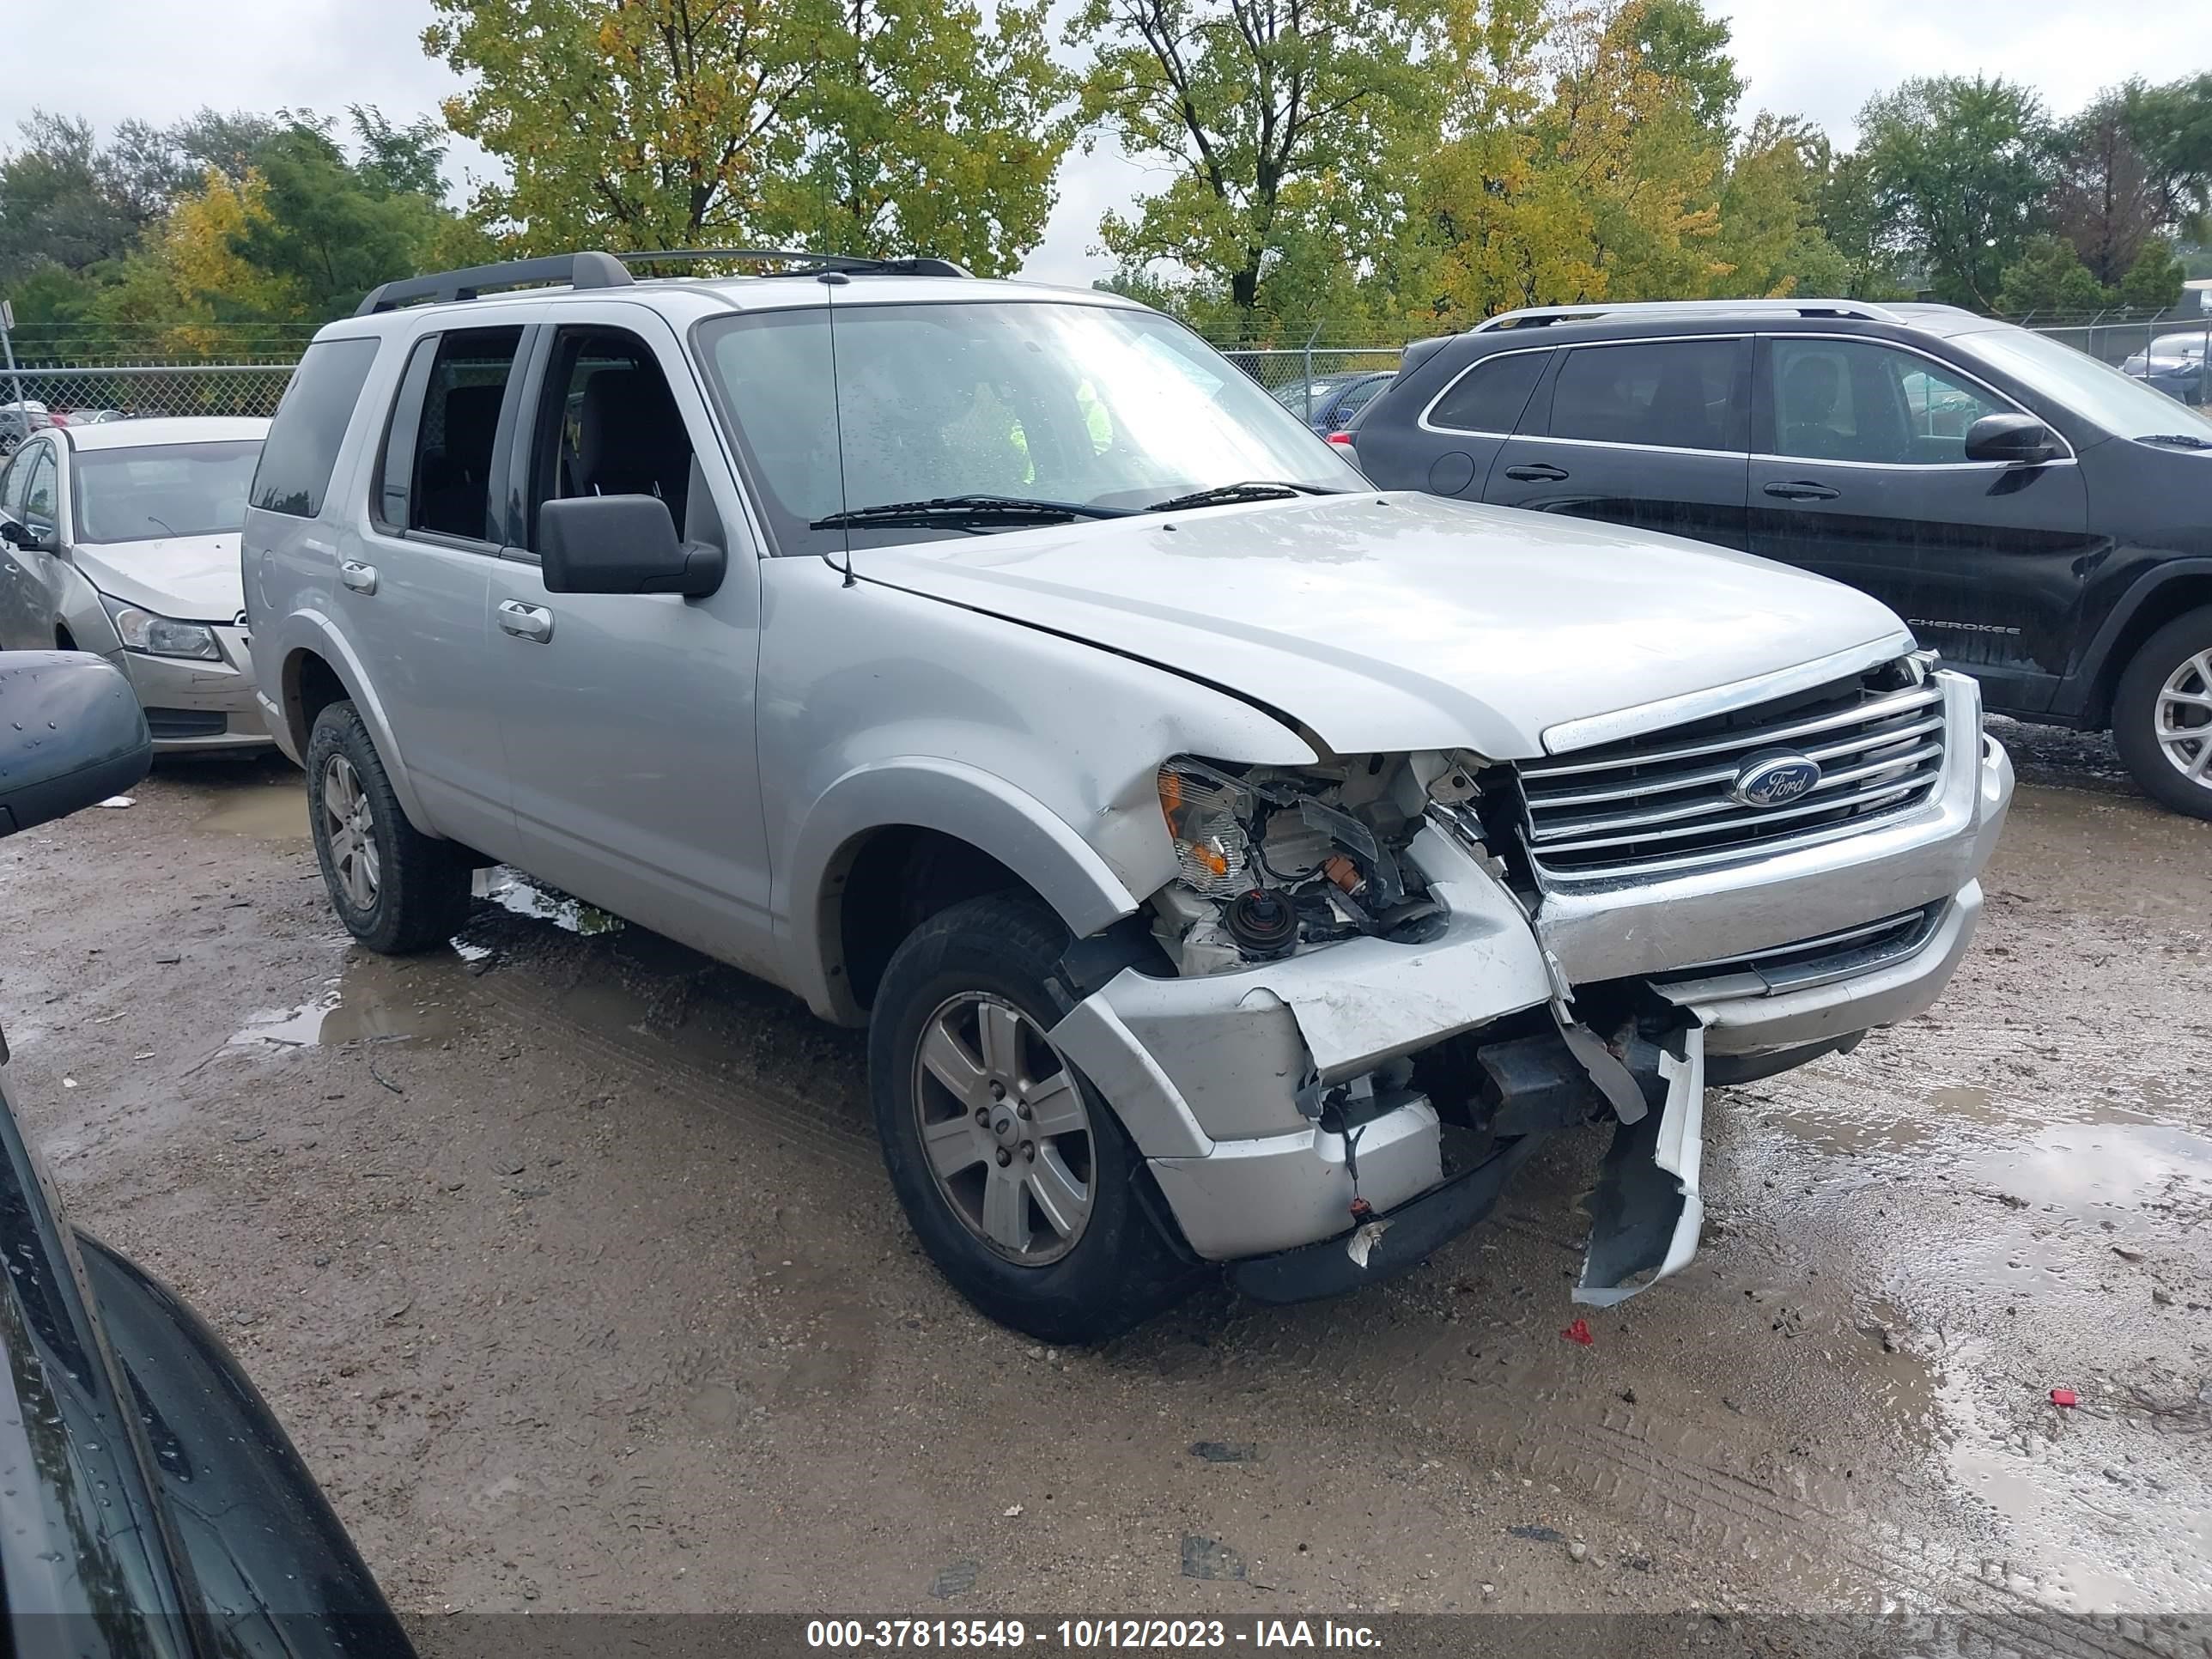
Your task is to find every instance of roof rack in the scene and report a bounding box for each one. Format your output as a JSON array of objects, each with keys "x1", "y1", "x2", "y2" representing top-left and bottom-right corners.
[
  {"x1": 615, "y1": 248, "x2": 974, "y2": 278},
  {"x1": 1472, "y1": 298, "x2": 1905, "y2": 331},
  {"x1": 353, "y1": 246, "x2": 975, "y2": 316},
  {"x1": 355, "y1": 252, "x2": 635, "y2": 315}
]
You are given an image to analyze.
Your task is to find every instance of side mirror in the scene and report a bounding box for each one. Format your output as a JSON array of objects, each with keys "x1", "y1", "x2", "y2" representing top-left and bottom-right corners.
[
  {"x1": 0, "y1": 518, "x2": 47, "y2": 551},
  {"x1": 538, "y1": 495, "x2": 726, "y2": 599},
  {"x1": 1963, "y1": 412, "x2": 2060, "y2": 466},
  {"x1": 0, "y1": 652, "x2": 152, "y2": 836}
]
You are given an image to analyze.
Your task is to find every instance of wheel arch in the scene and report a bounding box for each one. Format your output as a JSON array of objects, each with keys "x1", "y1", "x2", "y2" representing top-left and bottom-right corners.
[
  {"x1": 266, "y1": 614, "x2": 434, "y2": 831},
  {"x1": 2064, "y1": 561, "x2": 2212, "y2": 729},
  {"x1": 783, "y1": 759, "x2": 1145, "y2": 1026}
]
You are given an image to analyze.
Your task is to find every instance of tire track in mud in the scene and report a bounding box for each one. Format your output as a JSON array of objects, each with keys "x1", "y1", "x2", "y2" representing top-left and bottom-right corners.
[
  {"x1": 465, "y1": 959, "x2": 880, "y2": 1177},
  {"x1": 465, "y1": 933, "x2": 2161, "y2": 1651}
]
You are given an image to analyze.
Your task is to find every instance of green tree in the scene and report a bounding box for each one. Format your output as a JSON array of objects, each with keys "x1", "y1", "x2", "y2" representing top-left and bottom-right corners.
[
  {"x1": 1626, "y1": 0, "x2": 1740, "y2": 137},
  {"x1": 1860, "y1": 75, "x2": 2056, "y2": 309},
  {"x1": 226, "y1": 122, "x2": 455, "y2": 316},
  {"x1": 426, "y1": 0, "x2": 1066, "y2": 272},
  {"x1": 754, "y1": 0, "x2": 1072, "y2": 276},
  {"x1": 1812, "y1": 145, "x2": 1906, "y2": 299},
  {"x1": 1993, "y1": 234, "x2": 2107, "y2": 316},
  {"x1": 426, "y1": 0, "x2": 836, "y2": 250},
  {"x1": 1706, "y1": 113, "x2": 1848, "y2": 298},
  {"x1": 1069, "y1": 0, "x2": 1470, "y2": 316},
  {"x1": 0, "y1": 113, "x2": 146, "y2": 284},
  {"x1": 2124, "y1": 73, "x2": 2212, "y2": 230},
  {"x1": 2118, "y1": 235, "x2": 2185, "y2": 311}
]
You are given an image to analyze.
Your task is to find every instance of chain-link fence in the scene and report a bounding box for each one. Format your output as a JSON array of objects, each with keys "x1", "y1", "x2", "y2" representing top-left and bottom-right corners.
[
  {"x1": 5, "y1": 299, "x2": 2206, "y2": 450},
  {"x1": 0, "y1": 364, "x2": 296, "y2": 448}
]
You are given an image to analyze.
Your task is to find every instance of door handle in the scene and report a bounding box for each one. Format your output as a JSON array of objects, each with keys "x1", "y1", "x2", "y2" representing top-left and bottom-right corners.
[
  {"x1": 1762, "y1": 480, "x2": 1841, "y2": 501},
  {"x1": 338, "y1": 561, "x2": 378, "y2": 594},
  {"x1": 1504, "y1": 463, "x2": 1570, "y2": 483},
  {"x1": 496, "y1": 599, "x2": 555, "y2": 643}
]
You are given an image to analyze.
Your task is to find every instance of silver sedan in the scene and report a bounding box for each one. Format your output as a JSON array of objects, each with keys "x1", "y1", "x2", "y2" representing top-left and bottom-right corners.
[{"x1": 0, "y1": 416, "x2": 273, "y2": 751}]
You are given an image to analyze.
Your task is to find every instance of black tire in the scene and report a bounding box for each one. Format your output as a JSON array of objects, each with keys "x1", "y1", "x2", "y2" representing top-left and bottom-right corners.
[
  {"x1": 2112, "y1": 605, "x2": 2212, "y2": 820},
  {"x1": 868, "y1": 893, "x2": 1194, "y2": 1344},
  {"x1": 305, "y1": 702, "x2": 472, "y2": 952}
]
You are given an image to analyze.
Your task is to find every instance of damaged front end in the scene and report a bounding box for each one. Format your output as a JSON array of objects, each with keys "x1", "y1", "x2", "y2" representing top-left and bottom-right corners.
[{"x1": 1047, "y1": 750, "x2": 1711, "y2": 1311}]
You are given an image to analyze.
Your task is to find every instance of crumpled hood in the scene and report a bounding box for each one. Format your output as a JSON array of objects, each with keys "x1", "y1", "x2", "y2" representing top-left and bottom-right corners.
[
  {"x1": 854, "y1": 492, "x2": 1911, "y2": 758},
  {"x1": 74, "y1": 534, "x2": 244, "y2": 623}
]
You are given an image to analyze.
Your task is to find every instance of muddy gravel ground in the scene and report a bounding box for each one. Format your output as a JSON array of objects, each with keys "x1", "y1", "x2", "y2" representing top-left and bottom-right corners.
[{"x1": 1, "y1": 720, "x2": 2208, "y2": 1648}]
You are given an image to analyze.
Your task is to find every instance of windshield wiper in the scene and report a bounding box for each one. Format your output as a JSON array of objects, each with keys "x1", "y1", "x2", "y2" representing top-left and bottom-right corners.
[
  {"x1": 1146, "y1": 480, "x2": 1341, "y2": 514},
  {"x1": 2136, "y1": 433, "x2": 2212, "y2": 450},
  {"x1": 811, "y1": 494, "x2": 1133, "y2": 532}
]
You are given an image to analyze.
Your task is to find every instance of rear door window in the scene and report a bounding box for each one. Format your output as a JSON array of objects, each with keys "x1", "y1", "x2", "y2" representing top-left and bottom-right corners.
[
  {"x1": 251, "y1": 336, "x2": 379, "y2": 518},
  {"x1": 1547, "y1": 338, "x2": 1744, "y2": 452},
  {"x1": 1426, "y1": 350, "x2": 1549, "y2": 434},
  {"x1": 376, "y1": 326, "x2": 525, "y2": 544}
]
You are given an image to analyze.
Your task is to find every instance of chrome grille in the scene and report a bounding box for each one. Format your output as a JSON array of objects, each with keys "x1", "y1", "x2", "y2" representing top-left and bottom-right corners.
[{"x1": 1517, "y1": 668, "x2": 1948, "y2": 884}]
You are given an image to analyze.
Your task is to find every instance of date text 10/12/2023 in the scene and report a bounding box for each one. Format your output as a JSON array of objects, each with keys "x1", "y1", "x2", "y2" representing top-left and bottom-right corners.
[{"x1": 805, "y1": 1620, "x2": 1384, "y2": 1650}]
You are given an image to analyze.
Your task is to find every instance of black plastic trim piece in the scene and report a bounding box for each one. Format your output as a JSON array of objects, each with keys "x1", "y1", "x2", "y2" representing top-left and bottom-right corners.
[
  {"x1": 1227, "y1": 1132, "x2": 1550, "y2": 1304},
  {"x1": 355, "y1": 252, "x2": 635, "y2": 315}
]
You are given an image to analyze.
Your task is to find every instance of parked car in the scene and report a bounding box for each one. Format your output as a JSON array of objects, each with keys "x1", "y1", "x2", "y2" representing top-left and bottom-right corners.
[
  {"x1": 244, "y1": 252, "x2": 2011, "y2": 1342},
  {"x1": 0, "y1": 648, "x2": 416, "y2": 1659},
  {"x1": 2120, "y1": 329, "x2": 2209, "y2": 404},
  {"x1": 1268, "y1": 369, "x2": 1395, "y2": 434},
  {"x1": 0, "y1": 416, "x2": 273, "y2": 750},
  {"x1": 58, "y1": 406, "x2": 131, "y2": 427},
  {"x1": 0, "y1": 398, "x2": 52, "y2": 453},
  {"x1": 1351, "y1": 298, "x2": 2212, "y2": 818}
]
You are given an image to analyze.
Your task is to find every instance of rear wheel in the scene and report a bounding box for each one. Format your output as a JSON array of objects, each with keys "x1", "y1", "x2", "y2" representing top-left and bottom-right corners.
[
  {"x1": 306, "y1": 702, "x2": 472, "y2": 951},
  {"x1": 868, "y1": 894, "x2": 1194, "y2": 1343},
  {"x1": 2112, "y1": 606, "x2": 2212, "y2": 820}
]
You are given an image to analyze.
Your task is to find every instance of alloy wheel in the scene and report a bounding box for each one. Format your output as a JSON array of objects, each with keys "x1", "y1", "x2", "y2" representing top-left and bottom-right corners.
[
  {"x1": 910, "y1": 992, "x2": 1095, "y2": 1266},
  {"x1": 2154, "y1": 648, "x2": 2212, "y2": 787},
  {"x1": 321, "y1": 754, "x2": 380, "y2": 909}
]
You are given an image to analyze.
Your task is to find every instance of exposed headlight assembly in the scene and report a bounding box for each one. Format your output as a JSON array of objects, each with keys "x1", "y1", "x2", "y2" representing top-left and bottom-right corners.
[
  {"x1": 1154, "y1": 753, "x2": 1470, "y2": 973},
  {"x1": 100, "y1": 592, "x2": 221, "y2": 660}
]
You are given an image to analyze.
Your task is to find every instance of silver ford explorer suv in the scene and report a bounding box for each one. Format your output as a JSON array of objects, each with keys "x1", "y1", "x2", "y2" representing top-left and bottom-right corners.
[{"x1": 243, "y1": 250, "x2": 2014, "y2": 1342}]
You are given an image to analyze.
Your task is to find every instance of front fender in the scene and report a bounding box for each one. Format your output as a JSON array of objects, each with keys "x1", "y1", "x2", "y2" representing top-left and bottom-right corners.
[
  {"x1": 260, "y1": 609, "x2": 433, "y2": 833},
  {"x1": 781, "y1": 757, "x2": 1144, "y2": 1023}
]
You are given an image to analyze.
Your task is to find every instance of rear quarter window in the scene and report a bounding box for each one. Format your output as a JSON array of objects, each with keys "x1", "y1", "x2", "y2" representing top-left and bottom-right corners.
[
  {"x1": 1426, "y1": 350, "x2": 1549, "y2": 434},
  {"x1": 251, "y1": 336, "x2": 380, "y2": 518}
]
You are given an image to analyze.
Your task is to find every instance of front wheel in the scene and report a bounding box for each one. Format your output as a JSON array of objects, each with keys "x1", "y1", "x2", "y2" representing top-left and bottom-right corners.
[
  {"x1": 868, "y1": 894, "x2": 1193, "y2": 1343},
  {"x1": 306, "y1": 702, "x2": 472, "y2": 951},
  {"x1": 2112, "y1": 605, "x2": 2212, "y2": 820}
]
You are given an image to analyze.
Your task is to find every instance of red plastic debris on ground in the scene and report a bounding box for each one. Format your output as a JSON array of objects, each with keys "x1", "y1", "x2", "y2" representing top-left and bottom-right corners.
[
  {"x1": 1561, "y1": 1318, "x2": 1595, "y2": 1346},
  {"x1": 2050, "y1": 1388, "x2": 2079, "y2": 1407}
]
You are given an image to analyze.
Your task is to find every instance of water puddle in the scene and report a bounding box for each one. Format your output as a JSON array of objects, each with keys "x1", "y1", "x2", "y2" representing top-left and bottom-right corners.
[
  {"x1": 472, "y1": 868, "x2": 623, "y2": 935},
  {"x1": 1953, "y1": 1119, "x2": 2211, "y2": 1218},
  {"x1": 230, "y1": 952, "x2": 464, "y2": 1049},
  {"x1": 195, "y1": 783, "x2": 309, "y2": 839}
]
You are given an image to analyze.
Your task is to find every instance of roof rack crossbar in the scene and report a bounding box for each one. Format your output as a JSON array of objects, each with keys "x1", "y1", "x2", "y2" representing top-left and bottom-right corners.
[
  {"x1": 1473, "y1": 297, "x2": 1904, "y2": 331},
  {"x1": 615, "y1": 247, "x2": 973, "y2": 278},
  {"x1": 354, "y1": 251, "x2": 634, "y2": 316}
]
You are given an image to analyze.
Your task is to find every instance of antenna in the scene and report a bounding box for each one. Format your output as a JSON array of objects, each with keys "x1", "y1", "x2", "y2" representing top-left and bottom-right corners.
[{"x1": 820, "y1": 270, "x2": 855, "y2": 588}]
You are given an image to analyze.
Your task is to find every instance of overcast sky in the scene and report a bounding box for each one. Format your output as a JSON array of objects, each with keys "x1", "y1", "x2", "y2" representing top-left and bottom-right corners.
[{"x1": 12, "y1": 0, "x2": 2212, "y2": 288}]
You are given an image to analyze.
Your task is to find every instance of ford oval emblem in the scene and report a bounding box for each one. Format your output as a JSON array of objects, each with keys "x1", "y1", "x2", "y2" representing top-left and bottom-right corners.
[{"x1": 1731, "y1": 751, "x2": 1823, "y2": 809}]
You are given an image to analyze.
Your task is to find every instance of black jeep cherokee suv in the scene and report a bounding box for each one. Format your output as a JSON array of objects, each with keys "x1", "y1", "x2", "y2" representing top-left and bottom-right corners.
[{"x1": 1352, "y1": 299, "x2": 2212, "y2": 817}]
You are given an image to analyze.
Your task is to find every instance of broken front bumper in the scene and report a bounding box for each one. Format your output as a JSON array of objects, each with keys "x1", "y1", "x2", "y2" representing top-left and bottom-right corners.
[{"x1": 1049, "y1": 716, "x2": 2012, "y2": 1302}]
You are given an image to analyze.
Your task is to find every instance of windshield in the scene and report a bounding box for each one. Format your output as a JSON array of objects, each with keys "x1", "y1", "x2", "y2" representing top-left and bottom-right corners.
[
  {"x1": 697, "y1": 301, "x2": 1362, "y2": 556},
  {"x1": 1952, "y1": 326, "x2": 2212, "y2": 443},
  {"x1": 73, "y1": 440, "x2": 264, "y2": 544}
]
